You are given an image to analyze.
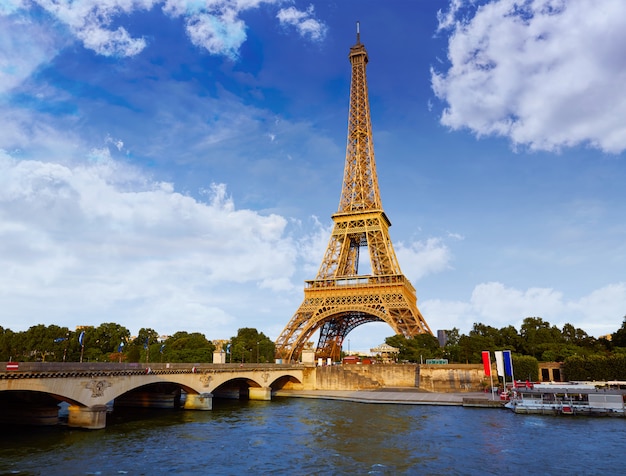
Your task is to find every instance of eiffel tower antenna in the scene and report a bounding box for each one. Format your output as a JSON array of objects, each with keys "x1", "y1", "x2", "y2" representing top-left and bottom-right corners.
[{"x1": 275, "y1": 25, "x2": 432, "y2": 362}]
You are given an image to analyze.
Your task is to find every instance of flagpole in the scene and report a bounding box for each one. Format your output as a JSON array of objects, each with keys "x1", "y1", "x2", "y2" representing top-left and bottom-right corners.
[
  {"x1": 504, "y1": 350, "x2": 515, "y2": 390},
  {"x1": 495, "y1": 350, "x2": 505, "y2": 397},
  {"x1": 482, "y1": 351, "x2": 495, "y2": 400},
  {"x1": 79, "y1": 331, "x2": 85, "y2": 363}
]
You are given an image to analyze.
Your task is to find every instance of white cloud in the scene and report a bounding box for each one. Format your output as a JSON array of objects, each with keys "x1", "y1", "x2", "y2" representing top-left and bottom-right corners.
[
  {"x1": 396, "y1": 237, "x2": 452, "y2": 281},
  {"x1": 435, "y1": 0, "x2": 464, "y2": 32},
  {"x1": 182, "y1": 9, "x2": 247, "y2": 58},
  {"x1": 470, "y1": 282, "x2": 565, "y2": 325},
  {"x1": 78, "y1": 24, "x2": 147, "y2": 57},
  {"x1": 0, "y1": 108, "x2": 85, "y2": 162},
  {"x1": 295, "y1": 215, "x2": 332, "y2": 276},
  {"x1": 433, "y1": 0, "x2": 626, "y2": 153},
  {"x1": 1, "y1": 0, "x2": 325, "y2": 62},
  {"x1": 0, "y1": 150, "x2": 299, "y2": 335},
  {"x1": 0, "y1": 14, "x2": 61, "y2": 93},
  {"x1": 33, "y1": 0, "x2": 154, "y2": 57},
  {"x1": 570, "y1": 283, "x2": 626, "y2": 335},
  {"x1": 421, "y1": 281, "x2": 626, "y2": 337},
  {"x1": 421, "y1": 298, "x2": 470, "y2": 332},
  {"x1": 277, "y1": 5, "x2": 326, "y2": 41},
  {"x1": 0, "y1": 0, "x2": 26, "y2": 15}
]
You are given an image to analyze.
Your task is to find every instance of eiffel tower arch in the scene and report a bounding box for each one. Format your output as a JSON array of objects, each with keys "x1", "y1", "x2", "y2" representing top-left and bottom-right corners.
[{"x1": 275, "y1": 24, "x2": 433, "y2": 363}]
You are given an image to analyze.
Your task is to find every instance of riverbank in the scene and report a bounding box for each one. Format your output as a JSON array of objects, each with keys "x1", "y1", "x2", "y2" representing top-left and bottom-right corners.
[{"x1": 274, "y1": 388, "x2": 506, "y2": 408}]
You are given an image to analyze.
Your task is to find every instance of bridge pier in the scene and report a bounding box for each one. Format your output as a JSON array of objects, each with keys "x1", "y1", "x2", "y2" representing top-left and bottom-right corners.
[
  {"x1": 68, "y1": 405, "x2": 108, "y2": 430},
  {"x1": 249, "y1": 386, "x2": 272, "y2": 401},
  {"x1": 183, "y1": 393, "x2": 212, "y2": 410}
]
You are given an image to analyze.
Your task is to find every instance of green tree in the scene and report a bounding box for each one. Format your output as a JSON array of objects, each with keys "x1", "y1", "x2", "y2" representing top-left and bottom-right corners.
[
  {"x1": 129, "y1": 328, "x2": 159, "y2": 363},
  {"x1": 512, "y1": 355, "x2": 539, "y2": 382},
  {"x1": 50, "y1": 327, "x2": 72, "y2": 362},
  {"x1": 442, "y1": 328, "x2": 461, "y2": 363},
  {"x1": 520, "y1": 317, "x2": 563, "y2": 359},
  {"x1": 131, "y1": 327, "x2": 160, "y2": 362},
  {"x1": 385, "y1": 334, "x2": 442, "y2": 363},
  {"x1": 21, "y1": 324, "x2": 70, "y2": 362},
  {"x1": 161, "y1": 332, "x2": 215, "y2": 363},
  {"x1": 612, "y1": 316, "x2": 626, "y2": 347},
  {"x1": 78, "y1": 323, "x2": 131, "y2": 362},
  {"x1": 561, "y1": 323, "x2": 587, "y2": 345},
  {"x1": 495, "y1": 325, "x2": 522, "y2": 351},
  {"x1": 126, "y1": 345, "x2": 141, "y2": 363},
  {"x1": 457, "y1": 334, "x2": 479, "y2": 364},
  {"x1": 539, "y1": 344, "x2": 581, "y2": 363},
  {"x1": 455, "y1": 323, "x2": 497, "y2": 364},
  {"x1": 135, "y1": 328, "x2": 159, "y2": 346},
  {"x1": 92, "y1": 322, "x2": 131, "y2": 361},
  {"x1": 0, "y1": 326, "x2": 17, "y2": 361},
  {"x1": 60, "y1": 330, "x2": 81, "y2": 362},
  {"x1": 4, "y1": 328, "x2": 25, "y2": 361},
  {"x1": 78, "y1": 327, "x2": 104, "y2": 362},
  {"x1": 470, "y1": 323, "x2": 499, "y2": 343},
  {"x1": 229, "y1": 328, "x2": 275, "y2": 363}
]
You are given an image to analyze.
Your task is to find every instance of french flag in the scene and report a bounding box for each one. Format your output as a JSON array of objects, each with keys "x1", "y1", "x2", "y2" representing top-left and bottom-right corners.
[
  {"x1": 495, "y1": 351, "x2": 505, "y2": 378},
  {"x1": 481, "y1": 351, "x2": 491, "y2": 376},
  {"x1": 503, "y1": 350, "x2": 514, "y2": 378}
]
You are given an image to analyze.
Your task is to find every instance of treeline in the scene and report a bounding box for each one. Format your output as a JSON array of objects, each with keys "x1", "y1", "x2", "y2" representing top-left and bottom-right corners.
[
  {"x1": 4, "y1": 315, "x2": 626, "y2": 380},
  {"x1": 385, "y1": 316, "x2": 626, "y2": 381},
  {"x1": 0, "y1": 323, "x2": 275, "y2": 364}
]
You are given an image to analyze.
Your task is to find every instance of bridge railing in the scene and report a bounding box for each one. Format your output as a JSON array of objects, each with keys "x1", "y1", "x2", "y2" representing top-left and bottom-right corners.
[{"x1": 0, "y1": 361, "x2": 303, "y2": 375}]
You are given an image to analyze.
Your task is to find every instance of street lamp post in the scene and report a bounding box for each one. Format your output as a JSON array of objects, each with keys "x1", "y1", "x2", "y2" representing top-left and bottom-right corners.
[{"x1": 63, "y1": 332, "x2": 69, "y2": 362}]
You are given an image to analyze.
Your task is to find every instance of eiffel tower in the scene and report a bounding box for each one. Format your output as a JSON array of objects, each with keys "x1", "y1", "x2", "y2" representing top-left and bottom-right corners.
[{"x1": 275, "y1": 24, "x2": 432, "y2": 362}]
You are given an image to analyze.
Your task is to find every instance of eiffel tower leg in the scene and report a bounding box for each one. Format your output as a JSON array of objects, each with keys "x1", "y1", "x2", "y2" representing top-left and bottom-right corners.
[
  {"x1": 274, "y1": 305, "x2": 315, "y2": 363},
  {"x1": 275, "y1": 279, "x2": 431, "y2": 363}
]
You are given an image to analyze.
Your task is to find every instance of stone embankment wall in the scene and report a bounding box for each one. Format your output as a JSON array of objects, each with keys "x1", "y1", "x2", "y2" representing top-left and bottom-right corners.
[
  {"x1": 301, "y1": 364, "x2": 486, "y2": 393},
  {"x1": 418, "y1": 364, "x2": 486, "y2": 392},
  {"x1": 308, "y1": 364, "x2": 419, "y2": 390}
]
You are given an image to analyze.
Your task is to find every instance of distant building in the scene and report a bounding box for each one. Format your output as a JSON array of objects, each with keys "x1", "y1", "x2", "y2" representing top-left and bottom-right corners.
[
  {"x1": 437, "y1": 330, "x2": 448, "y2": 347},
  {"x1": 370, "y1": 343, "x2": 400, "y2": 363}
]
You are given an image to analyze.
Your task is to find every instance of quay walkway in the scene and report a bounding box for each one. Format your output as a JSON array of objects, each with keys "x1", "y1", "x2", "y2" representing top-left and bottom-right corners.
[{"x1": 274, "y1": 388, "x2": 506, "y2": 408}]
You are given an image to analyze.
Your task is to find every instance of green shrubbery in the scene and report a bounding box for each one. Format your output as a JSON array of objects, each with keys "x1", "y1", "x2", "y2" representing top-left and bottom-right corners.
[{"x1": 563, "y1": 354, "x2": 626, "y2": 381}]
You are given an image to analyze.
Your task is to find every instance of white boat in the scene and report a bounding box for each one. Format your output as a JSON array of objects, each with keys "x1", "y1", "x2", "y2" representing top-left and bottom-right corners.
[{"x1": 505, "y1": 382, "x2": 626, "y2": 417}]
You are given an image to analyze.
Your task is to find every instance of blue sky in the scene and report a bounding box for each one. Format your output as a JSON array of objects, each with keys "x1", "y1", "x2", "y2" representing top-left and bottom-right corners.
[{"x1": 1, "y1": 0, "x2": 625, "y2": 351}]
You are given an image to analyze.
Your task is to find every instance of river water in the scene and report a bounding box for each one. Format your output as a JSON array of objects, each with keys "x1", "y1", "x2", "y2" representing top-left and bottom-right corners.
[{"x1": 1, "y1": 397, "x2": 624, "y2": 475}]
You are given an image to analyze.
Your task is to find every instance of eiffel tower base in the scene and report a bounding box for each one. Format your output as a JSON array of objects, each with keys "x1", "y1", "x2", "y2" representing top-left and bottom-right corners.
[{"x1": 275, "y1": 275, "x2": 431, "y2": 362}]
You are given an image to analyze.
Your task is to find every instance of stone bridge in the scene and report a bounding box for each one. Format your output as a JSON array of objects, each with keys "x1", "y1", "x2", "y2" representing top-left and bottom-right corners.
[{"x1": 0, "y1": 362, "x2": 305, "y2": 429}]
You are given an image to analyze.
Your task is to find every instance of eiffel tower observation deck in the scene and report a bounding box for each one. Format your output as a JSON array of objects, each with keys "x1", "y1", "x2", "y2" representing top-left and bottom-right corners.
[{"x1": 275, "y1": 24, "x2": 432, "y2": 362}]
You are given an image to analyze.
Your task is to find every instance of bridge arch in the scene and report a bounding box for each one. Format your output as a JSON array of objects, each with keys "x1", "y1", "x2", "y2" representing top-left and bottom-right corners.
[{"x1": 0, "y1": 363, "x2": 305, "y2": 428}]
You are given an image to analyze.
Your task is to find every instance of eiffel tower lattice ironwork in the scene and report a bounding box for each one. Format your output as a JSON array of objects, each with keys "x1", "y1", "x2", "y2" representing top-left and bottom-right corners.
[{"x1": 275, "y1": 24, "x2": 432, "y2": 362}]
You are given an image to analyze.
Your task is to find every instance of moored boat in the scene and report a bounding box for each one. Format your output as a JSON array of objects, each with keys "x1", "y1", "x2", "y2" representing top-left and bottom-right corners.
[{"x1": 505, "y1": 382, "x2": 626, "y2": 417}]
